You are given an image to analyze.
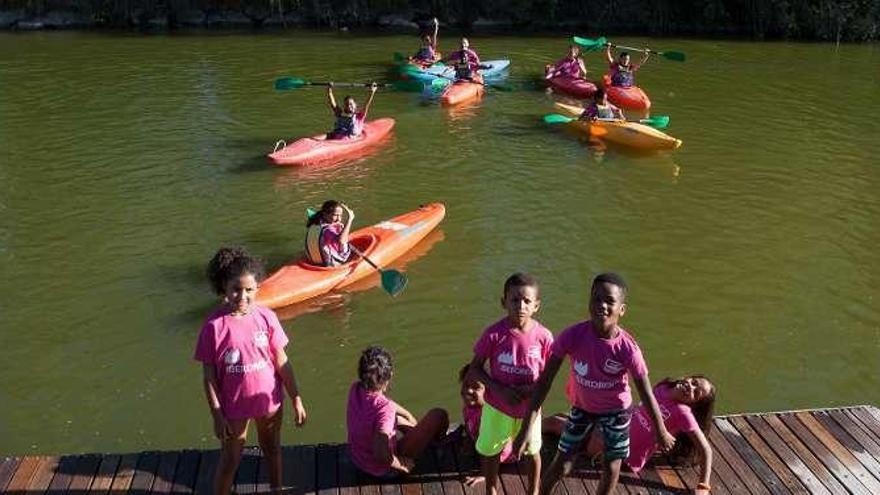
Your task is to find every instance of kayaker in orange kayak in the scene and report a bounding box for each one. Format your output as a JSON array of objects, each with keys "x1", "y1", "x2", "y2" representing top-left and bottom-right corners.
[
  {"x1": 410, "y1": 17, "x2": 440, "y2": 65},
  {"x1": 305, "y1": 200, "x2": 355, "y2": 266},
  {"x1": 545, "y1": 45, "x2": 588, "y2": 80},
  {"x1": 605, "y1": 43, "x2": 649, "y2": 88},
  {"x1": 441, "y1": 38, "x2": 482, "y2": 81},
  {"x1": 580, "y1": 88, "x2": 625, "y2": 121},
  {"x1": 327, "y1": 82, "x2": 378, "y2": 140}
]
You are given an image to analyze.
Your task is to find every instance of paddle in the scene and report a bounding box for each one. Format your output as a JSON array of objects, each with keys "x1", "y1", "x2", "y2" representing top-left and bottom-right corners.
[
  {"x1": 274, "y1": 77, "x2": 426, "y2": 92},
  {"x1": 542, "y1": 113, "x2": 670, "y2": 129},
  {"x1": 349, "y1": 245, "x2": 408, "y2": 297},
  {"x1": 402, "y1": 65, "x2": 514, "y2": 92},
  {"x1": 305, "y1": 208, "x2": 408, "y2": 297},
  {"x1": 572, "y1": 36, "x2": 686, "y2": 62}
]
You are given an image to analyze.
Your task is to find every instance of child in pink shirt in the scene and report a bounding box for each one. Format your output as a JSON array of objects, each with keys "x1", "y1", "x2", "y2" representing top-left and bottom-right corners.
[
  {"x1": 468, "y1": 273, "x2": 554, "y2": 495},
  {"x1": 458, "y1": 364, "x2": 514, "y2": 463},
  {"x1": 305, "y1": 200, "x2": 355, "y2": 266},
  {"x1": 347, "y1": 346, "x2": 449, "y2": 478},
  {"x1": 544, "y1": 375, "x2": 717, "y2": 495},
  {"x1": 512, "y1": 273, "x2": 674, "y2": 495},
  {"x1": 194, "y1": 247, "x2": 308, "y2": 495},
  {"x1": 544, "y1": 45, "x2": 588, "y2": 80}
]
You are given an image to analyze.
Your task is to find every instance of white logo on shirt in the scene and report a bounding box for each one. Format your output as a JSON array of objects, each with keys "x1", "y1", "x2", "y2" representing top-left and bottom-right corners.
[
  {"x1": 527, "y1": 345, "x2": 542, "y2": 360},
  {"x1": 574, "y1": 360, "x2": 589, "y2": 377},
  {"x1": 254, "y1": 331, "x2": 269, "y2": 348},
  {"x1": 603, "y1": 358, "x2": 623, "y2": 375},
  {"x1": 224, "y1": 348, "x2": 241, "y2": 365},
  {"x1": 497, "y1": 352, "x2": 515, "y2": 365}
]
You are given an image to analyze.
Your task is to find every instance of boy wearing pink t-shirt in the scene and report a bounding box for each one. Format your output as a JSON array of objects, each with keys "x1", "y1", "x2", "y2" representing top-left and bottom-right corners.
[
  {"x1": 512, "y1": 273, "x2": 674, "y2": 495},
  {"x1": 195, "y1": 247, "x2": 308, "y2": 495},
  {"x1": 347, "y1": 346, "x2": 449, "y2": 478},
  {"x1": 468, "y1": 273, "x2": 553, "y2": 495}
]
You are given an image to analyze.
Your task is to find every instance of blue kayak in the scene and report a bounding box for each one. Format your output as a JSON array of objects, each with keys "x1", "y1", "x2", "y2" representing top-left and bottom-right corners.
[{"x1": 402, "y1": 59, "x2": 511, "y2": 83}]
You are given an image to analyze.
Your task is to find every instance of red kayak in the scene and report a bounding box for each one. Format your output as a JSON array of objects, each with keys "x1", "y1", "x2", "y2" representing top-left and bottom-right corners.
[
  {"x1": 268, "y1": 118, "x2": 395, "y2": 166},
  {"x1": 603, "y1": 75, "x2": 651, "y2": 112},
  {"x1": 547, "y1": 76, "x2": 598, "y2": 99},
  {"x1": 441, "y1": 76, "x2": 485, "y2": 107}
]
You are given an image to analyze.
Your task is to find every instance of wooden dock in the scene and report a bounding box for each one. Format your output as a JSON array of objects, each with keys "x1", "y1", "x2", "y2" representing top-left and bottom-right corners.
[{"x1": 3, "y1": 405, "x2": 880, "y2": 494}]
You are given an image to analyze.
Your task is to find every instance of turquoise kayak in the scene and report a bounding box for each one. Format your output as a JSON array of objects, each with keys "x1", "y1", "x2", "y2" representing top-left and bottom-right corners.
[{"x1": 401, "y1": 59, "x2": 510, "y2": 82}]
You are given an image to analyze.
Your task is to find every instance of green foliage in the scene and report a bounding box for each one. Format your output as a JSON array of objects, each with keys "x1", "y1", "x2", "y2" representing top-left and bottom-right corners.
[{"x1": 1, "y1": 0, "x2": 877, "y2": 40}]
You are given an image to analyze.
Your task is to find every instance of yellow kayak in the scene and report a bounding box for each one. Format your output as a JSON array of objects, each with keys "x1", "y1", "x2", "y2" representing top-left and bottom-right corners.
[{"x1": 554, "y1": 102, "x2": 682, "y2": 151}]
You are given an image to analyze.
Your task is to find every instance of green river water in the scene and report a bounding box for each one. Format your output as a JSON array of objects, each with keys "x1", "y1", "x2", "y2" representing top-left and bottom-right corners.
[{"x1": 0, "y1": 31, "x2": 878, "y2": 455}]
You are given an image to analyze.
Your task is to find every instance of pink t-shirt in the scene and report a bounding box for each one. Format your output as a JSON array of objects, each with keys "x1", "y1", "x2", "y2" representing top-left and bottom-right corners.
[
  {"x1": 627, "y1": 383, "x2": 700, "y2": 472},
  {"x1": 347, "y1": 382, "x2": 397, "y2": 476},
  {"x1": 473, "y1": 318, "x2": 554, "y2": 418},
  {"x1": 193, "y1": 305, "x2": 288, "y2": 420},
  {"x1": 553, "y1": 57, "x2": 582, "y2": 78},
  {"x1": 320, "y1": 222, "x2": 351, "y2": 264},
  {"x1": 463, "y1": 405, "x2": 514, "y2": 463},
  {"x1": 551, "y1": 320, "x2": 647, "y2": 414}
]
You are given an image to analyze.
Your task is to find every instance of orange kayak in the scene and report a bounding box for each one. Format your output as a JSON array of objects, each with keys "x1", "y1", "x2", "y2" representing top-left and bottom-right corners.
[
  {"x1": 603, "y1": 75, "x2": 651, "y2": 112},
  {"x1": 441, "y1": 77, "x2": 485, "y2": 107},
  {"x1": 256, "y1": 203, "x2": 446, "y2": 309},
  {"x1": 267, "y1": 118, "x2": 395, "y2": 166}
]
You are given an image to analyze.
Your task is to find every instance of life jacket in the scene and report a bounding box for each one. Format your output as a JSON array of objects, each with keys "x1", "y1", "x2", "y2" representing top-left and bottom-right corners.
[
  {"x1": 331, "y1": 111, "x2": 362, "y2": 138},
  {"x1": 595, "y1": 103, "x2": 617, "y2": 119},
  {"x1": 305, "y1": 223, "x2": 327, "y2": 265},
  {"x1": 611, "y1": 64, "x2": 635, "y2": 87},
  {"x1": 454, "y1": 60, "x2": 474, "y2": 80},
  {"x1": 413, "y1": 45, "x2": 435, "y2": 62}
]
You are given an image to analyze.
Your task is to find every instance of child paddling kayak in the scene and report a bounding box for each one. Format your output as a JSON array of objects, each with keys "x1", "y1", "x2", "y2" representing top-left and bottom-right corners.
[
  {"x1": 327, "y1": 82, "x2": 378, "y2": 140},
  {"x1": 410, "y1": 17, "x2": 440, "y2": 66},
  {"x1": 545, "y1": 45, "x2": 588, "y2": 80}
]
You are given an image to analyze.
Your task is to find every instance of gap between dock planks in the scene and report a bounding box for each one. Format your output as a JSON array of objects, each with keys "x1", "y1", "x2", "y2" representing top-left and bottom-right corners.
[{"x1": 3, "y1": 405, "x2": 880, "y2": 494}]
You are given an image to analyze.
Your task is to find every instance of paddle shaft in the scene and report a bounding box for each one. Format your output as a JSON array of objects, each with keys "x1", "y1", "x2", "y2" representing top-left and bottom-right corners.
[
  {"x1": 349, "y1": 244, "x2": 383, "y2": 271},
  {"x1": 610, "y1": 43, "x2": 675, "y2": 58},
  {"x1": 311, "y1": 81, "x2": 392, "y2": 88}
]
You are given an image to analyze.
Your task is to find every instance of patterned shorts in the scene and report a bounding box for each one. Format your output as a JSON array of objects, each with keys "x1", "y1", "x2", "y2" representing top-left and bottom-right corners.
[{"x1": 558, "y1": 407, "x2": 631, "y2": 462}]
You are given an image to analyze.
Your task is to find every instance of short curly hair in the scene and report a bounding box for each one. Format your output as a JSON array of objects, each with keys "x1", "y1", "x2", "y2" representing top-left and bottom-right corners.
[
  {"x1": 358, "y1": 345, "x2": 394, "y2": 392},
  {"x1": 206, "y1": 246, "x2": 266, "y2": 295}
]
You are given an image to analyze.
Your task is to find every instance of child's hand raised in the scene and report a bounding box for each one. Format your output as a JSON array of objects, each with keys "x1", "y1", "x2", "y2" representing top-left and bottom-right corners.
[{"x1": 293, "y1": 395, "x2": 308, "y2": 427}]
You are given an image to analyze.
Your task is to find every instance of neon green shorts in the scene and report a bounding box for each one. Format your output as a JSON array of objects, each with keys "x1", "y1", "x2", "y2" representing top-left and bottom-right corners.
[{"x1": 475, "y1": 403, "x2": 542, "y2": 457}]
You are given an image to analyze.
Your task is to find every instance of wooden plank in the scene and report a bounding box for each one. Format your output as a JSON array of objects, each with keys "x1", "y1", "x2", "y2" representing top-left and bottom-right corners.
[
  {"x1": 66, "y1": 454, "x2": 102, "y2": 494},
  {"x1": 618, "y1": 468, "x2": 651, "y2": 495},
  {"x1": 170, "y1": 450, "x2": 201, "y2": 494},
  {"x1": 708, "y1": 423, "x2": 771, "y2": 494},
  {"x1": 317, "y1": 444, "x2": 340, "y2": 495},
  {"x1": 831, "y1": 410, "x2": 880, "y2": 460},
  {"x1": 633, "y1": 464, "x2": 679, "y2": 495},
  {"x1": 779, "y1": 413, "x2": 871, "y2": 495},
  {"x1": 812, "y1": 411, "x2": 880, "y2": 484},
  {"x1": 296, "y1": 445, "x2": 318, "y2": 495},
  {"x1": 695, "y1": 432, "x2": 749, "y2": 495},
  {"x1": 256, "y1": 451, "x2": 271, "y2": 495},
  {"x1": 87, "y1": 454, "x2": 121, "y2": 494},
  {"x1": 728, "y1": 416, "x2": 809, "y2": 494},
  {"x1": 129, "y1": 451, "x2": 160, "y2": 494},
  {"x1": 46, "y1": 454, "x2": 80, "y2": 493},
  {"x1": 0, "y1": 457, "x2": 22, "y2": 492},
  {"x1": 337, "y1": 443, "x2": 361, "y2": 495},
  {"x1": 235, "y1": 447, "x2": 261, "y2": 494},
  {"x1": 500, "y1": 461, "x2": 527, "y2": 495},
  {"x1": 754, "y1": 415, "x2": 842, "y2": 495},
  {"x1": 796, "y1": 412, "x2": 880, "y2": 493},
  {"x1": 193, "y1": 450, "x2": 218, "y2": 495},
  {"x1": 416, "y1": 446, "x2": 441, "y2": 495},
  {"x1": 26, "y1": 456, "x2": 60, "y2": 492},
  {"x1": 450, "y1": 435, "x2": 483, "y2": 495},
  {"x1": 715, "y1": 418, "x2": 787, "y2": 494},
  {"x1": 150, "y1": 451, "x2": 180, "y2": 494},
  {"x1": 282, "y1": 446, "x2": 301, "y2": 495},
  {"x1": 434, "y1": 442, "x2": 464, "y2": 495},
  {"x1": 849, "y1": 409, "x2": 880, "y2": 445},
  {"x1": 5, "y1": 456, "x2": 42, "y2": 494}
]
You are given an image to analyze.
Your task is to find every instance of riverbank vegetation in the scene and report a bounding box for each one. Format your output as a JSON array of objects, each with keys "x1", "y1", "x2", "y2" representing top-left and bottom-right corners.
[{"x1": 2, "y1": 0, "x2": 878, "y2": 41}]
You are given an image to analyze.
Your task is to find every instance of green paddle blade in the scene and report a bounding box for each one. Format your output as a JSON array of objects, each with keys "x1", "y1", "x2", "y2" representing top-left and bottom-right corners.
[
  {"x1": 661, "y1": 51, "x2": 686, "y2": 62},
  {"x1": 640, "y1": 115, "x2": 670, "y2": 129},
  {"x1": 380, "y1": 269, "x2": 408, "y2": 297},
  {"x1": 305, "y1": 207, "x2": 318, "y2": 221},
  {"x1": 543, "y1": 113, "x2": 575, "y2": 124},
  {"x1": 572, "y1": 36, "x2": 607, "y2": 51},
  {"x1": 431, "y1": 78, "x2": 450, "y2": 90},
  {"x1": 274, "y1": 77, "x2": 308, "y2": 90}
]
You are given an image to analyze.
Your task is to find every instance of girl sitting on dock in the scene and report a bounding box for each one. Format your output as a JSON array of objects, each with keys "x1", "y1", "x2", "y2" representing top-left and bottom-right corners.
[
  {"x1": 194, "y1": 247, "x2": 308, "y2": 495},
  {"x1": 305, "y1": 200, "x2": 355, "y2": 267},
  {"x1": 544, "y1": 375, "x2": 716, "y2": 495},
  {"x1": 347, "y1": 346, "x2": 449, "y2": 478}
]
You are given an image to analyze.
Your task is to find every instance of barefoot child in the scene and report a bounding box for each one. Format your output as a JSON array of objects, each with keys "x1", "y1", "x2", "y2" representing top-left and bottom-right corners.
[
  {"x1": 544, "y1": 375, "x2": 716, "y2": 495},
  {"x1": 468, "y1": 273, "x2": 554, "y2": 495},
  {"x1": 347, "y1": 346, "x2": 449, "y2": 478},
  {"x1": 305, "y1": 200, "x2": 355, "y2": 266},
  {"x1": 512, "y1": 273, "x2": 675, "y2": 495},
  {"x1": 195, "y1": 247, "x2": 308, "y2": 495}
]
